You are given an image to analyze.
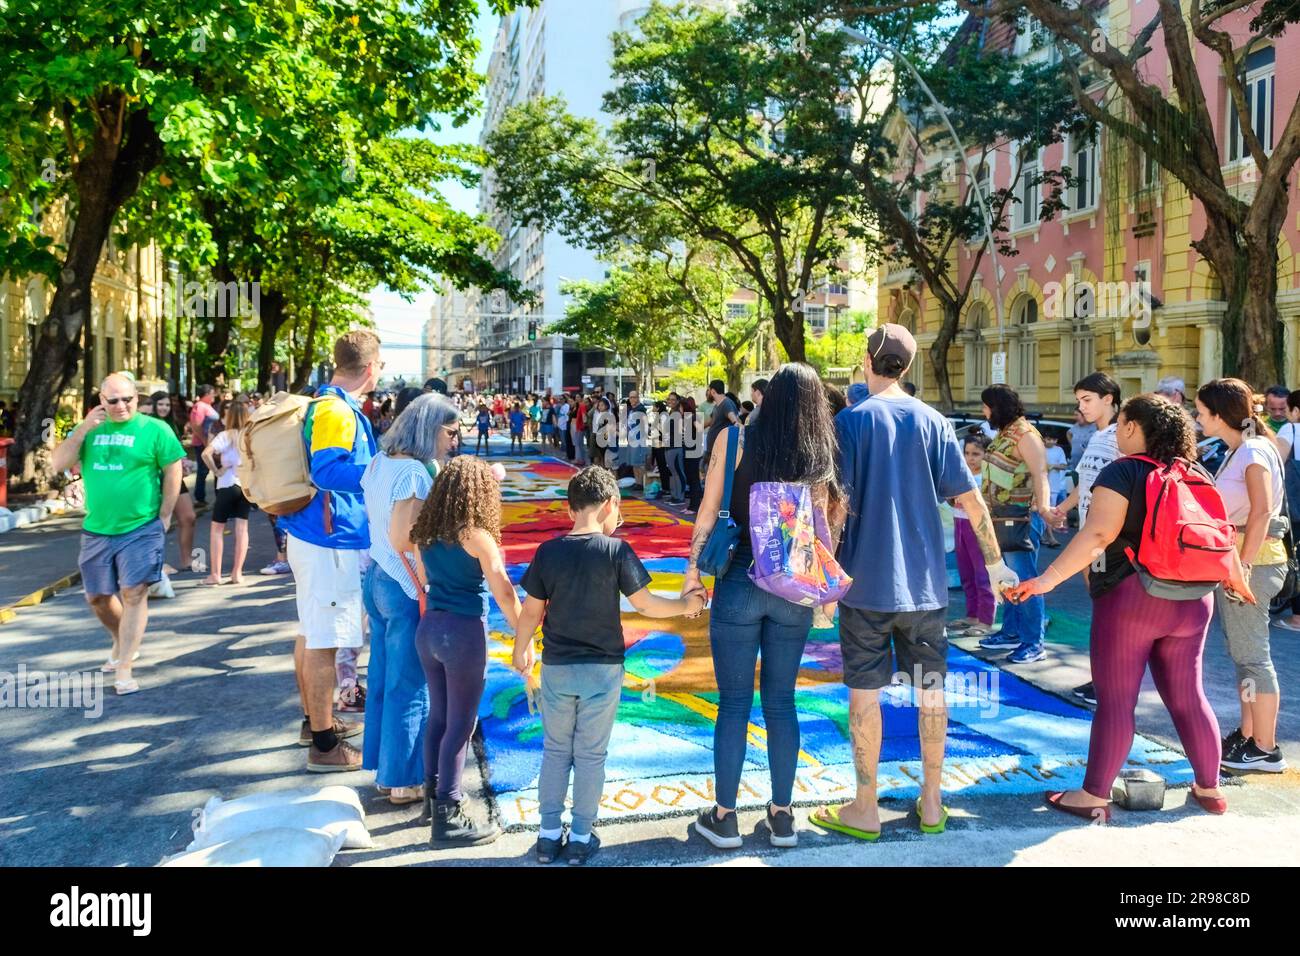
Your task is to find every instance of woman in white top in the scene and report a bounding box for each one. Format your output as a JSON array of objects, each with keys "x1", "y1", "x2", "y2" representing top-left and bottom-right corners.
[
  {"x1": 1273, "y1": 390, "x2": 1300, "y2": 629},
  {"x1": 1196, "y1": 379, "x2": 1289, "y2": 774},
  {"x1": 359, "y1": 394, "x2": 462, "y2": 806},
  {"x1": 200, "y1": 400, "x2": 251, "y2": 585}
]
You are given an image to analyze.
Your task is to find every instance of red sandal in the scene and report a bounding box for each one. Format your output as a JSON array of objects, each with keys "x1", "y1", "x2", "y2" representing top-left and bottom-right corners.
[
  {"x1": 1044, "y1": 791, "x2": 1111, "y2": 824},
  {"x1": 1191, "y1": 787, "x2": 1228, "y2": 815}
]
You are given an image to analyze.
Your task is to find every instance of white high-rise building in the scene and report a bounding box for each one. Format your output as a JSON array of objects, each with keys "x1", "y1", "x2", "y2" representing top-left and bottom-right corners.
[
  {"x1": 422, "y1": 281, "x2": 473, "y2": 387},
  {"x1": 469, "y1": 1, "x2": 659, "y2": 394}
]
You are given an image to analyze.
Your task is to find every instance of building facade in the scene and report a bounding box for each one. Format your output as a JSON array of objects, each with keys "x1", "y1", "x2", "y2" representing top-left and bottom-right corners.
[
  {"x1": 877, "y1": 2, "x2": 1300, "y2": 413},
  {"x1": 1, "y1": 209, "x2": 169, "y2": 415}
]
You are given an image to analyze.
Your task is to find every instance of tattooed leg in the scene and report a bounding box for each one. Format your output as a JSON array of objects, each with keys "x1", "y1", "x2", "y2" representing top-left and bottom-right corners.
[
  {"x1": 815, "y1": 688, "x2": 882, "y2": 832},
  {"x1": 918, "y1": 683, "x2": 948, "y2": 826}
]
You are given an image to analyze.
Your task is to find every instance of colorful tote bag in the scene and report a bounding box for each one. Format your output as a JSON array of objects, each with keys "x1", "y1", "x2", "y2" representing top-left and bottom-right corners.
[{"x1": 747, "y1": 482, "x2": 852, "y2": 606}]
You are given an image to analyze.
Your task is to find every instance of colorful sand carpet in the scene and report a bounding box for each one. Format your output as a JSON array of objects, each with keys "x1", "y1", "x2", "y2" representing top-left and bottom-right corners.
[{"x1": 481, "y1": 458, "x2": 1192, "y2": 828}]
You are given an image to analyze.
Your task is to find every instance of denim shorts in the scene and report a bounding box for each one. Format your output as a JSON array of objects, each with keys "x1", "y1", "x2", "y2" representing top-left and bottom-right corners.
[{"x1": 78, "y1": 518, "x2": 166, "y2": 596}]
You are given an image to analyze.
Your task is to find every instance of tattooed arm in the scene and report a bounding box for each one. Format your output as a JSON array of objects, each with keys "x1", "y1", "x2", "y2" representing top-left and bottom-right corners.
[{"x1": 954, "y1": 488, "x2": 1002, "y2": 564}]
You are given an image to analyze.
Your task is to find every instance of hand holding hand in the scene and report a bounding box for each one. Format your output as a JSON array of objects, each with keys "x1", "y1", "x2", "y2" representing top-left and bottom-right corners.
[
  {"x1": 1047, "y1": 507, "x2": 1068, "y2": 530},
  {"x1": 512, "y1": 637, "x2": 535, "y2": 676},
  {"x1": 985, "y1": 559, "x2": 1021, "y2": 605}
]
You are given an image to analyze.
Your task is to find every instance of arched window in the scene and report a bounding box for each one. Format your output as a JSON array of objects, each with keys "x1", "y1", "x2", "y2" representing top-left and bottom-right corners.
[{"x1": 1013, "y1": 296, "x2": 1038, "y2": 388}]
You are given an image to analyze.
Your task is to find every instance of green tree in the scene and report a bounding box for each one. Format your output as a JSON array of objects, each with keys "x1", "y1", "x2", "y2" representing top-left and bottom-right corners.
[
  {"x1": 486, "y1": 0, "x2": 884, "y2": 365},
  {"x1": 553, "y1": 255, "x2": 687, "y2": 393},
  {"x1": 845, "y1": 0, "x2": 1300, "y2": 386},
  {"x1": 1, "y1": 0, "x2": 518, "y2": 482}
]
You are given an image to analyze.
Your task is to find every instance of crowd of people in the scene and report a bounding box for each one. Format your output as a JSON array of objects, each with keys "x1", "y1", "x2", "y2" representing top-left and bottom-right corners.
[{"x1": 45, "y1": 320, "x2": 1291, "y2": 863}]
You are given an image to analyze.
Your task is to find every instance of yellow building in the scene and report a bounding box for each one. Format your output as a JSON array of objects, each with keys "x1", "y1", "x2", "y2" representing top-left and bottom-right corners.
[{"x1": 1, "y1": 208, "x2": 169, "y2": 413}]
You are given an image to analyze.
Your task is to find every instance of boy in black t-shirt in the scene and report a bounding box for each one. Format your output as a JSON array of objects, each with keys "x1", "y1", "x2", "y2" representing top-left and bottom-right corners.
[{"x1": 513, "y1": 466, "x2": 706, "y2": 864}]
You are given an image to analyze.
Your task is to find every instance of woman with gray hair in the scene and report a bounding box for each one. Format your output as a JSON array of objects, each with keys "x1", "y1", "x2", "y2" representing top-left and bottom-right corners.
[{"x1": 359, "y1": 393, "x2": 462, "y2": 805}]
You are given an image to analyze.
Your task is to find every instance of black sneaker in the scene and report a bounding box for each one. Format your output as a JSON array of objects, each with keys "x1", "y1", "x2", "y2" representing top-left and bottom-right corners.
[
  {"x1": 566, "y1": 830, "x2": 600, "y2": 866},
  {"x1": 535, "y1": 828, "x2": 568, "y2": 864},
  {"x1": 1221, "y1": 738, "x2": 1288, "y2": 773},
  {"x1": 430, "y1": 799, "x2": 500, "y2": 847},
  {"x1": 767, "y1": 804, "x2": 797, "y2": 848},
  {"x1": 1221, "y1": 727, "x2": 1246, "y2": 762},
  {"x1": 694, "y1": 807, "x2": 743, "y2": 849},
  {"x1": 1072, "y1": 682, "x2": 1097, "y2": 706}
]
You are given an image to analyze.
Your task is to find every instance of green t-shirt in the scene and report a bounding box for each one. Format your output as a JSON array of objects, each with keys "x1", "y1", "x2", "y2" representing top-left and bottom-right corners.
[
  {"x1": 78, "y1": 414, "x2": 186, "y2": 536},
  {"x1": 1268, "y1": 417, "x2": 1286, "y2": 434}
]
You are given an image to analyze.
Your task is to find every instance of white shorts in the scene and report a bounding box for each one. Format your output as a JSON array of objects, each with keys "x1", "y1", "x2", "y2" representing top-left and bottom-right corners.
[{"x1": 286, "y1": 534, "x2": 364, "y2": 650}]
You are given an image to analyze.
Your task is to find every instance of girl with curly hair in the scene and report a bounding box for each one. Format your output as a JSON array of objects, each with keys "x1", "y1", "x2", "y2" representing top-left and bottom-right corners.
[
  {"x1": 1008, "y1": 394, "x2": 1254, "y2": 821},
  {"x1": 410, "y1": 455, "x2": 521, "y2": 847}
]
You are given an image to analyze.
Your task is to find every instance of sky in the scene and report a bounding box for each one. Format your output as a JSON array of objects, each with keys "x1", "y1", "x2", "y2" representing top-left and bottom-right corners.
[{"x1": 369, "y1": 4, "x2": 501, "y2": 382}]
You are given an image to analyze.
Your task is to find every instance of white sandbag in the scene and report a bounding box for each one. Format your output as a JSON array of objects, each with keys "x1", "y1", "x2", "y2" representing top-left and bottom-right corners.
[
  {"x1": 197, "y1": 785, "x2": 364, "y2": 830},
  {"x1": 189, "y1": 799, "x2": 371, "y2": 851},
  {"x1": 162, "y1": 827, "x2": 345, "y2": 867}
]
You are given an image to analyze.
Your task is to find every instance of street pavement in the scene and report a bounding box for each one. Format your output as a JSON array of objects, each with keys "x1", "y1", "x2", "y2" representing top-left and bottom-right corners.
[{"x1": 1, "y1": 479, "x2": 1297, "y2": 867}]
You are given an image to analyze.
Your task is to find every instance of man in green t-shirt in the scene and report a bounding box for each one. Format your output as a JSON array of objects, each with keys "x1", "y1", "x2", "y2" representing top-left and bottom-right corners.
[{"x1": 51, "y1": 373, "x2": 185, "y2": 695}]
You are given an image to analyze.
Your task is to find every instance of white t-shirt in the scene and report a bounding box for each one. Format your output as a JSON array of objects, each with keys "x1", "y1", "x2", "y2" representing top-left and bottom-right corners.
[
  {"x1": 1046, "y1": 445, "x2": 1068, "y2": 497},
  {"x1": 1278, "y1": 422, "x2": 1300, "y2": 462},
  {"x1": 207, "y1": 430, "x2": 242, "y2": 489},
  {"x1": 1215, "y1": 437, "x2": 1284, "y2": 526},
  {"x1": 1076, "y1": 423, "x2": 1119, "y2": 524}
]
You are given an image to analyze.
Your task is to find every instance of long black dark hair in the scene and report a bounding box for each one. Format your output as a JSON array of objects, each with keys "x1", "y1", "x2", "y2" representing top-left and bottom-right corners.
[
  {"x1": 981, "y1": 384, "x2": 1025, "y2": 430},
  {"x1": 746, "y1": 362, "x2": 841, "y2": 503}
]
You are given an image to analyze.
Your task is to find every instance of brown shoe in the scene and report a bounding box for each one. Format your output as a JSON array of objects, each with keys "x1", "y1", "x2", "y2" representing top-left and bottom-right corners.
[
  {"x1": 298, "y1": 718, "x2": 363, "y2": 747},
  {"x1": 307, "y1": 739, "x2": 363, "y2": 773}
]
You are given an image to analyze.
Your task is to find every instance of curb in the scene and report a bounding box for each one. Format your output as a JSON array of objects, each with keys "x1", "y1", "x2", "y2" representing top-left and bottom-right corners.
[{"x1": 0, "y1": 571, "x2": 82, "y2": 625}]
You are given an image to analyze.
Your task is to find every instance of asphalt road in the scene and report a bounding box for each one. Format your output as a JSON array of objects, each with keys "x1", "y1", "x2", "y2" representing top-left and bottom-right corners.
[{"x1": 1, "y1": 488, "x2": 1296, "y2": 867}]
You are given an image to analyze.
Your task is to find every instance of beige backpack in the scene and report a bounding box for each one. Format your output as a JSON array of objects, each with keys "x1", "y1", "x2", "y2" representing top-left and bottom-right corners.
[{"x1": 237, "y1": 391, "x2": 320, "y2": 515}]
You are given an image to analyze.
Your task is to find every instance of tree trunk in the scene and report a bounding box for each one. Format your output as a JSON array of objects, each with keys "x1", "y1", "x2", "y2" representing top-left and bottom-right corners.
[
  {"x1": 256, "y1": 290, "x2": 288, "y2": 394},
  {"x1": 291, "y1": 302, "x2": 320, "y2": 392},
  {"x1": 1192, "y1": 214, "x2": 1280, "y2": 387},
  {"x1": 200, "y1": 261, "x2": 237, "y2": 385},
  {"x1": 770, "y1": 304, "x2": 806, "y2": 363},
  {"x1": 928, "y1": 299, "x2": 961, "y2": 413},
  {"x1": 11, "y1": 105, "x2": 163, "y2": 485},
  {"x1": 721, "y1": 348, "x2": 746, "y2": 394}
]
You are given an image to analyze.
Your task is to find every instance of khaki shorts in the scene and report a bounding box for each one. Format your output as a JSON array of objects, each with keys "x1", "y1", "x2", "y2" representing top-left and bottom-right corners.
[{"x1": 286, "y1": 534, "x2": 364, "y2": 650}]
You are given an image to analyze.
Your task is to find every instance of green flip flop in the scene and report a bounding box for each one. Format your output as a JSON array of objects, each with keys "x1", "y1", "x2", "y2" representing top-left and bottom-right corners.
[
  {"x1": 916, "y1": 797, "x2": 950, "y2": 835},
  {"x1": 810, "y1": 805, "x2": 880, "y2": 842}
]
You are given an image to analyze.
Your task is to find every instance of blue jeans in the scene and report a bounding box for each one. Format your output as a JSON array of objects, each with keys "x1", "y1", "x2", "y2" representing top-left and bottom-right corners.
[
  {"x1": 709, "y1": 559, "x2": 813, "y2": 809},
  {"x1": 538, "y1": 662, "x2": 624, "y2": 836},
  {"x1": 1000, "y1": 513, "x2": 1045, "y2": 651},
  {"x1": 361, "y1": 564, "x2": 429, "y2": 788}
]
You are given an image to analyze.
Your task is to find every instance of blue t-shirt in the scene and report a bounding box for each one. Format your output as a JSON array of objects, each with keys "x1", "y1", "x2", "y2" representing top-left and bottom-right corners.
[
  {"x1": 476, "y1": 411, "x2": 490, "y2": 432},
  {"x1": 509, "y1": 410, "x2": 525, "y2": 434},
  {"x1": 835, "y1": 393, "x2": 977, "y2": 612}
]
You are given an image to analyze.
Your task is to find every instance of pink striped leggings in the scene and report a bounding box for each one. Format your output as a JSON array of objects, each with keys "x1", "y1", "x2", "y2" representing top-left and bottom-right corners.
[{"x1": 1083, "y1": 573, "x2": 1221, "y2": 797}]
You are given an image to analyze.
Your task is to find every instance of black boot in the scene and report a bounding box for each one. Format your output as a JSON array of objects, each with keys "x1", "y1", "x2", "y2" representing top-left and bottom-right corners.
[
  {"x1": 418, "y1": 775, "x2": 438, "y2": 825},
  {"x1": 430, "y1": 799, "x2": 500, "y2": 848}
]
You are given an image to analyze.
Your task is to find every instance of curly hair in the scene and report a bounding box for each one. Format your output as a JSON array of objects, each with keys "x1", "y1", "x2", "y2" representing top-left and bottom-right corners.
[
  {"x1": 410, "y1": 455, "x2": 501, "y2": 547},
  {"x1": 1120, "y1": 394, "x2": 1197, "y2": 464}
]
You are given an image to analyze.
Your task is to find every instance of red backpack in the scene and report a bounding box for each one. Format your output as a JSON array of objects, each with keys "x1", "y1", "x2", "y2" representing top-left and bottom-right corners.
[{"x1": 1121, "y1": 455, "x2": 1236, "y2": 598}]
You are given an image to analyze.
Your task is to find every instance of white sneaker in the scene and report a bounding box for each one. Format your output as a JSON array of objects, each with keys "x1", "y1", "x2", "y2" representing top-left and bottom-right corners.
[{"x1": 148, "y1": 575, "x2": 176, "y2": 599}]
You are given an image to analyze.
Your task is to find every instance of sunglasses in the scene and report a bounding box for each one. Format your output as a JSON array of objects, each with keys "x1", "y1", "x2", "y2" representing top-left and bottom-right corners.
[{"x1": 103, "y1": 396, "x2": 136, "y2": 406}]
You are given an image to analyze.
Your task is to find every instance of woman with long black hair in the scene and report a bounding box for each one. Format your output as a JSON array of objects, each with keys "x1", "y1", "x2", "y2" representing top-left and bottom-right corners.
[
  {"x1": 682, "y1": 363, "x2": 845, "y2": 850},
  {"x1": 148, "y1": 391, "x2": 197, "y2": 574}
]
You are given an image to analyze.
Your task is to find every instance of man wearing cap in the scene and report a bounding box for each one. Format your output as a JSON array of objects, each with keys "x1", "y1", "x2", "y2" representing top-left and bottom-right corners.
[{"x1": 812, "y1": 324, "x2": 1019, "y2": 840}]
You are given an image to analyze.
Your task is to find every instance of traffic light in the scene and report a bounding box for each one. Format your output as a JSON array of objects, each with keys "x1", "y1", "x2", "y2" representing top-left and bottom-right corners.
[{"x1": 528, "y1": 320, "x2": 538, "y2": 341}]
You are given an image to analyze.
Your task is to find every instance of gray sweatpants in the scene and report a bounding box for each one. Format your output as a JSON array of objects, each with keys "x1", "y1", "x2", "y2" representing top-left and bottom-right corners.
[
  {"x1": 537, "y1": 662, "x2": 624, "y2": 836},
  {"x1": 1215, "y1": 563, "x2": 1285, "y2": 696}
]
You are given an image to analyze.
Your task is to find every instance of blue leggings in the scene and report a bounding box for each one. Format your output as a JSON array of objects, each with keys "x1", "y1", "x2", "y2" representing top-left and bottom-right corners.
[{"x1": 415, "y1": 610, "x2": 488, "y2": 801}]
